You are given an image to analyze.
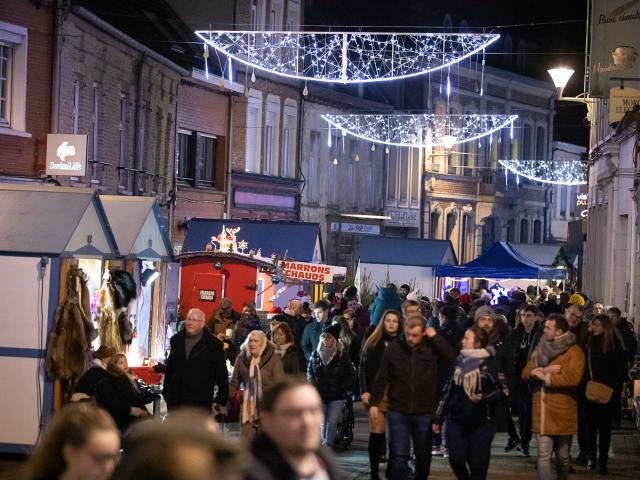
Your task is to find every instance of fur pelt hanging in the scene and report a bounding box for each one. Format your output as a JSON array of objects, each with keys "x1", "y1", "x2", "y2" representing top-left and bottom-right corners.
[
  {"x1": 45, "y1": 266, "x2": 92, "y2": 381},
  {"x1": 98, "y1": 278, "x2": 122, "y2": 352}
]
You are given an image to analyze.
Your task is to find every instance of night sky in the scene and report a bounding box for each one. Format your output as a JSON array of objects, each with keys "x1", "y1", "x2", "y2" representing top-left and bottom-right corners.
[{"x1": 306, "y1": 0, "x2": 590, "y2": 145}]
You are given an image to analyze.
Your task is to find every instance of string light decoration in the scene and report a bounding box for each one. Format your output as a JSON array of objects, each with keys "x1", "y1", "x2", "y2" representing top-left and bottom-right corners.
[
  {"x1": 498, "y1": 160, "x2": 588, "y2": 185},
  {"x1": 194, "y1": 30, "x2": 500, "y2": 84},
  {"x1": 321, "y1": 114, "x2": 518, "y2": 148}
]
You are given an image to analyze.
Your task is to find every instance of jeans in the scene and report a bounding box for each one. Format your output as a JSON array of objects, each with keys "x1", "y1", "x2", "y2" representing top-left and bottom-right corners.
[
  {"x1": 585, "y1": 399, "x2": 614, "y2": 464},
  {"x1": 514, "y1": 385, "x2": 532, "y2": 448},
  {"x1": 321, "y1": 400, "x2": 344, "y2": 446},
  {"x1": 388, "y1": 410, "x2": 433, "y2": 480},
  {"x1": 446, "y1": 420, "x2": 496, "y2": 480},
  {"x1": 536, "y1": 434, "x2": 571, "y2": 480}
]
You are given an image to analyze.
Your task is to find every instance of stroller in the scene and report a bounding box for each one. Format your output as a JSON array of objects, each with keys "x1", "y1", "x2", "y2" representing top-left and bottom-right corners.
[{"x1": 333, "y1": 397, "x2": 355, "y2": 449}]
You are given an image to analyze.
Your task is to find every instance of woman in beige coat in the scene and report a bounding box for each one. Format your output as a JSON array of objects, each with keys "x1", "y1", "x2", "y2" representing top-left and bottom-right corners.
[{"x1": 230, "y1": 330, "x2": 285, "y2": 441}]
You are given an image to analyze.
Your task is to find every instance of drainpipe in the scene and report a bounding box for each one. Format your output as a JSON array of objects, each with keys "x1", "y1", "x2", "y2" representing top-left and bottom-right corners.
[
  {"x1": 51, "y1": 0, "x2": 65, "y2": 135},
  {"x1": 169, "y1": 80, "x2": 180, "y2": 244},
  {"x1": 133, "y1": 53, "x2": 145, "y2": 195},
  {"x1": 225, "y1": 94, "x2": 234, "y2": 219},
  {"x1": 297, "y1": 90, "x2": 305, "y2": 221}
]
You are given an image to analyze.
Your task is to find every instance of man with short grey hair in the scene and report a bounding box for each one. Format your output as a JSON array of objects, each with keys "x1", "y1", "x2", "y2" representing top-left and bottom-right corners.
[{"x1": 164, "y1": 308, "x2": 228, "y2": 414}]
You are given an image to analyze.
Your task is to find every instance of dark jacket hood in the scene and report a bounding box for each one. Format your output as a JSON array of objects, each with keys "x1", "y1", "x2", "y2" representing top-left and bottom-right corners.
[{"x1": 377, "y1": 286, "x2": 400, "y2": 302}]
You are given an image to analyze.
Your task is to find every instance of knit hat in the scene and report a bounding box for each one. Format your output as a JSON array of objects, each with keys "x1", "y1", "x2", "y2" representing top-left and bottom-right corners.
[
  {"x1": 568, "y1": 293, "x2": 586, "y2": 306},
  {"x1": 93, "y1": 345, "x2": 117, "y2": 360},
  {"x1": 267, "y1": 307, "x2": 283, "y2": 320},
  {"x1": 474, "y1": 305, "x2": 496, "y2": 322},
  {"x1": 322, "y1": 323, "x2": 342, "y2": 342}
]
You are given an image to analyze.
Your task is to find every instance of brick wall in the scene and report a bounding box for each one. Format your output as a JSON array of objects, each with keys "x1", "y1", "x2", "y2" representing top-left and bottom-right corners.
[
  {"x1": 178, "y1": 83, "x2": 228, "y2": 136},
  {"x1": 173, "y1": 188, "x2": 226, "y2": 245},
  {"x1": 432, "y1": 177, "x2": 478, "y2": 197},
  {"x1": 0, "y1": 0, "x2": 54, "y2": 176}
]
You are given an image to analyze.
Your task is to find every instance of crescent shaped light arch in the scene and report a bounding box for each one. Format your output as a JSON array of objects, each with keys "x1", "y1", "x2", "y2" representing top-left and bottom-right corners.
[
  {"x1": 195, "y1": 31, "x2": 500, "y2": 84},
  {"x1": 498, "y1": 160, "x2": 588, "y2": 185},
  {"x1": 321, "y1": 114, "x2": 518, "y2": 148}
]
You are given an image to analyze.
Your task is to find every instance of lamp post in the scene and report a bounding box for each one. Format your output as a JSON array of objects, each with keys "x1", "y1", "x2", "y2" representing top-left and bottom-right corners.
[{"x1": 547, "y1": 67, "x2": 596, "y2": 105}]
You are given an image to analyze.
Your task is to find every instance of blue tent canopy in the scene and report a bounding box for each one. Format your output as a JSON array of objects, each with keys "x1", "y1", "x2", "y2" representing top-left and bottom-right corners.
[
  {"x1": 435, "y1": 241, "x2": 565, "y2": 280},
  {"x1": 182, "y1": 218, "x2": 322, "y2": 263}
]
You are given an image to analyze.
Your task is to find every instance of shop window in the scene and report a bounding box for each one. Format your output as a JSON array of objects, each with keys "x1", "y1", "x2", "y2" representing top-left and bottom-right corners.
[{"x1": 520, "y1": 218, "x2": 529, "y2": 243}]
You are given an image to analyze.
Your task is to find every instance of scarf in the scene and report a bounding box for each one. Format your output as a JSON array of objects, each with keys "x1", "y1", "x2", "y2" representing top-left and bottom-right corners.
[
  {"x1": 453, "y1": 348, "x2": 492, "y2": 399},
  {"x1": 535, "y1": 331, "x2": 576, "y2": 367},
  {"x1": 241, "y1": 355, "x2": 263, "y2": 425},
  {"x1": 274, "y1": 343, "x2": 292, "y2": 358},
  {"x1": 317, "y1": 339, "x2": 338, "y2": 366}
]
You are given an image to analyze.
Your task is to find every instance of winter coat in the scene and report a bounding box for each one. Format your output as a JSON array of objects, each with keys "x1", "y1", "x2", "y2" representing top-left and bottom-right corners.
[
  {"x1": 489, "y1": 325, "x2": 516, "y2": 432},
  {"x1": 107, "y1": 373, "x2": 153, "y2": 431},
  {"x1": 274, "y1": 344, "x2": 301, "y2": 375},
  {"x1": 229, "y1": 342, "x2": 285, "y2": 399},
  {"x1": 522, "y1": 344, "x2": 585, "y2": 436},
  {"x1": 584, "y1": 335, "x2": 627, "y2": 390},
  {"x1": 307, "y1": 348, "x2": 355, "y2": 403},
  {"x1": 369, "y1": 287, "x2": 402, "y2": 327},
  {"x1": 371, "y1": 334, "x2": 457, "y2": 415},
  {"x1": 244, "y1": 433, "x2": 345, "y2": 480},
  {"x1": 435, "y1": 351, "x2": 505, "y2": 427},
  {"x1": 353, "y1": 309, "x2": 371, "y2": 339},
  {"x1": 359, "y1": 336, "x2": 397, "y2": 394},
  {"x1": 232, "y1": 314, "x2": 263, "y2": 349},
  {"x1": 301, "y1": 320, "x2": 329, "y2": 361},
  {"x1": 570, "y1": 321, "x2": 590, "y2": 351},
  {"x1": 510, "y1": 323, "x2": 539, "y2": 388},
  {"x1": 207, "y1": 308, "x2": 241, "y2": 337},
  {"x1": 163, "y1": 327, "x2": 229, "y2": 410},
  {"x1": 436, "y1": 320, "x2": 464, "y2": 394}
]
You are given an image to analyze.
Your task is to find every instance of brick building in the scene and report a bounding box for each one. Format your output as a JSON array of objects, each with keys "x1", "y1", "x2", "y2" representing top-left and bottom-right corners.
[{"x1": 0, "y1": 0, "x2": 54, "y2": 178}]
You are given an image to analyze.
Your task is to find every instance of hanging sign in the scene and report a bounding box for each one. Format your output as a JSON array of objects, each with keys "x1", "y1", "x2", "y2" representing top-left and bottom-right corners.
[
  {"x1": 609, "y1": 86, "x2": 640, "y2": 123},
  {"x1": 46, "y1": 134, "x2": 87, "y2": 176},
  {"x1": 199, "y1": 289, "x2": 216, "y2": 302},
  {"x1": 282, "y1": 260, "x2": 347, "y2": 283},
  {"x1": 590, "y1": 1, "x2": 640, "y2": 97}
]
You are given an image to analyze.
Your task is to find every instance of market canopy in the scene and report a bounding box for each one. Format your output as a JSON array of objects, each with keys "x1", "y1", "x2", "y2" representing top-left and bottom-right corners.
[
  {"x1": 183, "y1": 219, "x2": 323, "y2": 263},
  {"x1": 100, "y1": 196, "x2": 173, "y2": 261},
  {"x1": 435, "y1": 241, "x2": 565, "y2": 280},
  {"x1": 509, "y1": 243, "x2": 571, "y2": 268},
  {"x1": 357, "y1": 237, "x2": 457, "y2": 267},
  {"x1": 0, "y1": 184, "x2": 118, "y2": 257}
]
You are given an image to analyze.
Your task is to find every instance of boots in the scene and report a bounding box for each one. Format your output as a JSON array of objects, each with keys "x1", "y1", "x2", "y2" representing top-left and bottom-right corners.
[{"x1": 368, "y1": 432, "x2": 385, "y2": 480}]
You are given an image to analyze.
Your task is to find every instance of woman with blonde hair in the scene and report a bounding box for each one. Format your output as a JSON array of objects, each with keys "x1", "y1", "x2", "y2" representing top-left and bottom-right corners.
[
  {"x1": 26, "y1": 403, "x2": 120, "y2": 480},
  {"x1": 229, "y1": 330, "x2": 285, "y2": 440},
  {"x1": 359, "y1": 309, "x2": 402, "y2": 479}
]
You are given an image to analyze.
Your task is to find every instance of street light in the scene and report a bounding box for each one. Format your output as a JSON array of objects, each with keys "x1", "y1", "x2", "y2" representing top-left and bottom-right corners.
[{"x1": 547, "y1": 67, "x2": 595, "y2": 104}]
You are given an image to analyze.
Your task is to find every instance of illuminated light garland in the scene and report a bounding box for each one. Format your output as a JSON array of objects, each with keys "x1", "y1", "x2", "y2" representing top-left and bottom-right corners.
[
  {"x1": 498, "y1": 160, "x2": 588, "y2": 185},
  {"x1": 195, "y1": 31, "x2": 500, "y2": 84},
  {"x1": 322, "y1": 114, "x2": 518, "y2": 148}
]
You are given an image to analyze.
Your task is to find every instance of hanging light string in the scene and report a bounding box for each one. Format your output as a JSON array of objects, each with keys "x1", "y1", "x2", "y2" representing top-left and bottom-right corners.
[
  {"x1": 498, "y1": 160, "x2": 588, "y2": 185},
  {"x1": 195, "y1": 30, "x2": 500, "y2": 84}
]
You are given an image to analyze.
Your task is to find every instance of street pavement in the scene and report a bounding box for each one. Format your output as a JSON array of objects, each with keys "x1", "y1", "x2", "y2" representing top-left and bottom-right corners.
[{"x1": 334, "y1": 403, "x2": 640, "y2": 479}]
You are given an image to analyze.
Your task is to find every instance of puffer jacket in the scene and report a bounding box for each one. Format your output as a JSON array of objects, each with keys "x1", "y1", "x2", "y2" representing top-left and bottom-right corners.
[
  {"x1": 522, "y1": 344, "x2": 585, "y2": 436},
  {"x1": 369, "y1": 287, "x2": 402, "y2": 327},
  {"x1": 307, "y1": 348, "x2": 355, "y2": 403}
]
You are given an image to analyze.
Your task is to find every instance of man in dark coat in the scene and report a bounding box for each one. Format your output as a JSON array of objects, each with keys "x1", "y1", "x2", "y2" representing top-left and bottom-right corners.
[
  {"x1": 245, "y1": 377, "x2": 345, "y2": 480},
  {"x1": 163, "y1": 308, "x2": 229, "y2": 413},
  {"x1": 301, "y1": 300, "x2": 331, "y2": 361}
]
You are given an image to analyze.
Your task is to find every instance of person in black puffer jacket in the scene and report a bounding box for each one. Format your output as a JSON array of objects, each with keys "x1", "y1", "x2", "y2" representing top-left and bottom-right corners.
[
  {"x1": 307, "y1": 324, "x2": 355, "y2": 447},
  {"x1": 434, "y1": 325, "x2": 505, "y2": 480},
  {"x1": 106, "y1": 354, "x2": 152, "y2": 431}
]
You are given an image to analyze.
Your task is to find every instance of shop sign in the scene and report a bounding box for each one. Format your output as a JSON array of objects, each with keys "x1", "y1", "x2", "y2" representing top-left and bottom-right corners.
[
  {"x1": 589, "y1": 1, "x2": 640, "y2": 97},
  {"x1": 282, "y1": 260, "x2": 347, "y2": 283},
  {"x1": 330, "y1": 222, "x2": 380, "y2": 235},
  {"x1": 199, "y1": 289, "x2": 216, "y2": 302},
  {"x1": 576, "y1": 193, "x2": 589, "y2": 218},
  {"x1": 609, "y1": 86, "x2": 640, "y2": 123},
  {"x1": 384, "y1": 207, "x2": 419, "y2": 227},
  {"x1": 46, "y1": 134, "x2": 87, "y2": 176}
]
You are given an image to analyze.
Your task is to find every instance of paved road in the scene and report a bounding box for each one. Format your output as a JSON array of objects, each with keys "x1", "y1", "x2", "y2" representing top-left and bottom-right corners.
[{"x1": 334, "y1": 403, "x2": 640, "y2": 479}]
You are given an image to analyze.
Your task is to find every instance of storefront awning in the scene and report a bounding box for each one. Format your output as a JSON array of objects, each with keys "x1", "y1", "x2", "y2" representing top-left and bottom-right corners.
[
  {"x1": 183, "y1": 218, "x2": 323, "y2": 263},
  {"x1": 0, "y1": 184, "x2": 118, "y2": 257},
  {"x1": 100, "y1": 196, "x2": 173, "y2": 261}
]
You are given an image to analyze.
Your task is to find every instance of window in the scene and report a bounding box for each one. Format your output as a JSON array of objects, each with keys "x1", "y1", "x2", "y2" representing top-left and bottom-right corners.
[
  {"x1": 520, "y1": 218, "x2": 529, "y2": 243},
  {"x1": 560, "y1": 187, "x2": 567, "y2": 217},
  {"x1": 446, "y1": 211, "x2": 456, "y2": 240},
  {"x1": 282, "y1": 100, "x2": 297, "y2": 178},
  {"x1": 507, "y1": 219, "x2": 515, "y2": 243},
  {"x1": 118, "y1": 94, "x2": 132, "y2": 192},
  {"x1": 387, "y1": 147, "x2": 397, "y2": 200},
  {"x1": 0, "y1": 21, "x2": 28, "y2": 132},
  {"x1": 329, "y1": 134, "x2": 340, "y2": 204},
  {"x1": 251, "y1": 0, "x2": 259, "y2": 30},
  {"x1": 264, "y1": 95, "x2": 280, "y2": 175},
  {"x1": 569, "y1": 186, "x2": 576, "y2": 217},
  {"x1": 399, "y1": 148, "x2": 408, "y2": 201},
  {"x1": 367, "y1": 148, "x2": 376, "y2": 209},
  {"x1": 430, "y1": 211, "x2": 440, "y2": 239},
  {"x1": 536, "y1": 126, "x2": 546, "y2": 160},
  {"x1": 533, "y1": 219, "x2": 542, "y2": 243},
  {"x1": 522, "y1": 123, "x2": 532, "y2": 159},
  {"x1": 347, "y1": 139, "x2": 357, "y2": 208},
  {"x1": 177, "y1": 130, "x2": 195, "y2": 183},
  {"x1": 462, "y1": 138, "x2": 473, "y2": 176},
  {"x1": 503, "y1": 35, "x2": 513, "y2": 66},
  {"x1": 72, "y1": 80, "x2": 80, "y2": 134},
  {"x1": 177, "y1": 130, "x2": 218, "y2": 187},
  {"x1": 460, "y1": 214, "x2": 469, "y2": 262},
  {"x1": 245, "y1": 90, "x2": 262, "y2": 173},
  {"x1": 89, "y1": 83, "x2": 101, "y2": 180},
  {"x1": 307, "y1": 130, "x2": 320, "y2": 202},
  {"x1": 410, "y1": 148, "x2": 420, "y2": 203}
]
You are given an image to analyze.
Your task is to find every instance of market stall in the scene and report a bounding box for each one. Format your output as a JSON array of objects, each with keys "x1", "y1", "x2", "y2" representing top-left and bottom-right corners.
[
  {"x1": 0, "y1": 184, "x2": 118, "y2": 452},
  {"x1": 355, "y1": 237, "x2": 457, "y2": 299},
  {"x1": 435, "y1": 241, "x2": 565, "y2": 302}
]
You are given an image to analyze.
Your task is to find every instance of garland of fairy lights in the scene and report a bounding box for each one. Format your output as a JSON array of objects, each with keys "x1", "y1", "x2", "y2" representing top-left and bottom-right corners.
[
  {"x1": 194, "y1": 31, "x2": 500, "y2": 83},
  {"x1": 498, "y1": 160, "x2": 587, "y2": 185},
  {"x1": 322, "y1": 114, "x2": 518, "y2": 148}
]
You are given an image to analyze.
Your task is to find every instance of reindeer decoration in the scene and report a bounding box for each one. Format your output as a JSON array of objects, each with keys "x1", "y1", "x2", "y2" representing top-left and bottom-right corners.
[{"x1": 209, "y1": 225, "x2": 242, "y2": 253}]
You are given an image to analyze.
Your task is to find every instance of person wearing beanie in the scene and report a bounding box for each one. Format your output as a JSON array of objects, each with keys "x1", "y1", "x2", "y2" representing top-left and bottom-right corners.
[
  {"x1": 568, "y1": 293, "x2": 586, "y2": 307},
  {"x1": 307, "y1": 323, "x2": 355, "y2": 446},
  {"x1": 474, "y1": 306, "x2": 521, "y2": 454}
]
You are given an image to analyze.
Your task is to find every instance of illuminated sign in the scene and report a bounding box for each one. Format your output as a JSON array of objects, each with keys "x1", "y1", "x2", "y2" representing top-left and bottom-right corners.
[{"x1": 46, "y1": 134, "x2": 87, "y2": 176}]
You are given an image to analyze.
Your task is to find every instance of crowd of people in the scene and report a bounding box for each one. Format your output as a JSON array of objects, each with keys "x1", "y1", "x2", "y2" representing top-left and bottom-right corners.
[{"x1": 25, "y1": 283, "x2": 638, "y2": 480}]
